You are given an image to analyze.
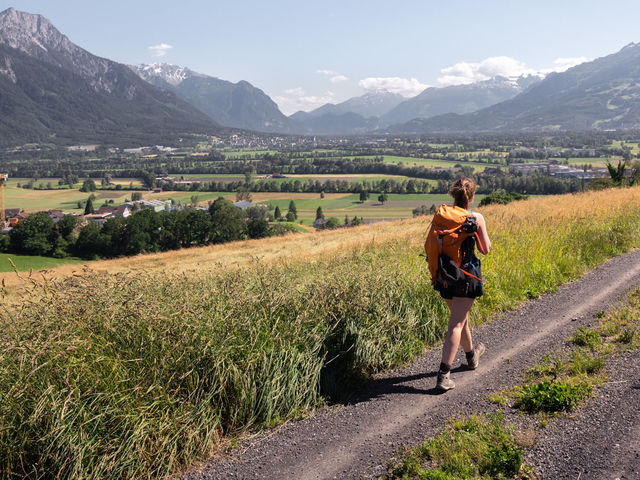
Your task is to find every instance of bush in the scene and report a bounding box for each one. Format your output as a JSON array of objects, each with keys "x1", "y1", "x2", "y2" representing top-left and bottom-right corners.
[
  {"x1": 515, "y1": 381, "x2": 591, "y2": 413},
  {"x1": 479, "y1": 191, "x2": 528, "y2": 207}
]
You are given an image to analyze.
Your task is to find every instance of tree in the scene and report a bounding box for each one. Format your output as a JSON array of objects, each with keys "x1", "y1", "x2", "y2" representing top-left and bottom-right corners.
[
  {"x1": 236, "y1": 187, "x2": 252, "y2": 202},
  {"x1": 245, "y1": 205, "x2": 268, "y2": 220},
  {"x1": 320, "y1": 191, "x2": 325, "y2": 199},
  {"x1": 274, "y1": 205, "x2": 282, "y2": 220},
  {"x1": 325, "y1": 217, "x2": 341, "y2": 229},
  {"x1": 315, "y1": 206, "x2": 324, "y2": 220},
  {"x1": 359, "y1": 191, "x2": 370, "y2": 203},
  {"x1": 140, "y1": 171, "x2": 156, "y2": 189},
  {"x1": 285, "y1": 211, "x2": 296, "y2": 222},
  {"x1": 287, "y1": 200, "x2": 298, "y2": 220},
  {"x1": 10, "y1": 212, "x2": 57, "y2": 256},
  {"x1": 209, "y1": 197, "x2": 247, "y2": 243},
  {"x1": 247, "y1": 218, "x2": 269, "y2": 239},
  {"x1": 57, "y1": 214, "x2": 78, "y2": 240},
  {"x1": 84, "y1": 197, "x2": 95, "y2": 215},
  {"x1": 606, "y1": 160, "x2": 626, "y2": 185},
  {"x1": 121, "y1": 209, "x2": 162, "y2": 256},
  {"x1": 131, "y1": 192, "x2": 143, "y2": 201},
  {"x1": 190, "y1": 195, "x2": 199, "y2": 206},
  {"x1": 80, "y1": 179, "x2": 96, "y2": 192},
  {"x1": 377, "y1": 193, "x2": 388, "y2": 204},
  {"x1": 75, "y1": 222, "x2": 105, "y2": 258},
  {"x1": 630, "y1": 161, "x2": 640, "y2": 186}
]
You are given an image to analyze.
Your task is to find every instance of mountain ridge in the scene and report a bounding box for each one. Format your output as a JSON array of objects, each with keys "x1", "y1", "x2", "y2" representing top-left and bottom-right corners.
[
  {"x1": 389, "y1": 43, "x2": 640, "y2": 133},
  {"x1": 131, "y1": 63, "x2": 292, "y2": 133},
  {"x1": 0, "y1": 8, "x2": 218, "y2": 146}
]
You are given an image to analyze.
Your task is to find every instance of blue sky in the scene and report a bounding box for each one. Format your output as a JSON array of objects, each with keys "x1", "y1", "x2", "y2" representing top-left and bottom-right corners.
[{"x1": 6, "y1": 1, "x2": 640, "y2": 113}]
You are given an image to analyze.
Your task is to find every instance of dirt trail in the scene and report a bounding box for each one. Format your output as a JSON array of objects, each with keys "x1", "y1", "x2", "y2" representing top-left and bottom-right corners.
[{"x1": 185, "y1": 249, "x2": 640, "y2": 480}]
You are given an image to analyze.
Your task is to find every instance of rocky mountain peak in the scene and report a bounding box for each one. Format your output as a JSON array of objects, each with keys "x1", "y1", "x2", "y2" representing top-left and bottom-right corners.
[
  {"x1": 0, "y1": 8, "x2": 132, "y2": 94},
  {"x1": 0, "y1": 8, "x2": 74, "y2": 57},
  {"x1": 133, "y1": 63, "x2": 203, "y2": 86}
]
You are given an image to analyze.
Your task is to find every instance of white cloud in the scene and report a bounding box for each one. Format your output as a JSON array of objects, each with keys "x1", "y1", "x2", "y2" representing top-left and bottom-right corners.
[
  {"x1": 318, "y1": 69, "x2": 349, "y2": 84},
  {"x1": 438, "y1": 56, "x2": 533, "y2": 86},
  {"x1": 284, "y1": 87, "x2": 305, "y2": 96},
  {"x1": 358, "y1": 77, "x2": 428, "y2": 96},
  {"x1": 437, "y1": 55, "x2": 591, "y2": 86},
  {"x1": 148, "y1": 43, "x2": 173, "y2": 58},
  {"x1": 542, "y1": 56, "x2": 591, "y2": 74},
  {"x1": 274, "y1": 87, "x2": 336, "y2": 115}
]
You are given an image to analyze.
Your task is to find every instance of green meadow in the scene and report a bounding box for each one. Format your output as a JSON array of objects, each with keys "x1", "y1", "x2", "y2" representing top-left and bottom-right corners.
[{"x1": 0, "y1": 253, "x2": 84, "y2": 272}]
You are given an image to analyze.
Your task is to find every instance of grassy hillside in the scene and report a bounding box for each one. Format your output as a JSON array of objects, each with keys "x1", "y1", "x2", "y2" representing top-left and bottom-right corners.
[{"x1": 1, "y1": 188, "x2": 640, "y2": 479}]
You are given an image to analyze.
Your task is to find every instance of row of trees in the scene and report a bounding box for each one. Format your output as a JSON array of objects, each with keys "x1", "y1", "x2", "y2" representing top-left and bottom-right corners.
[{"x1": 2, "y1": 198, "x2": 297, "y2": 260}]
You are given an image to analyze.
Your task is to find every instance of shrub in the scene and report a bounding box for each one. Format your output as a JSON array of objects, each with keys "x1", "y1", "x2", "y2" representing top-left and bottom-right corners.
[{"x1": 515, "y1": 381, "x2": 591, "y2": 413}]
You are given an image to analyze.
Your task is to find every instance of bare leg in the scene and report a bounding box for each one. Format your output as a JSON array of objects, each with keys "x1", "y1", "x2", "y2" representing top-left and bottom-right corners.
[{"x1": 441, "y1": 297, "x2": 475, "y2": 366}]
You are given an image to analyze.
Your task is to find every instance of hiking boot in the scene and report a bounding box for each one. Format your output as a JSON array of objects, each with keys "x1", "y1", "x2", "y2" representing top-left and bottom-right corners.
[
  {"x1": 467, "y1": 343, "x2": 486, "y2": 370},
  {"x1": 436, "y1": 371, "x2": 455, "y2": 391}
]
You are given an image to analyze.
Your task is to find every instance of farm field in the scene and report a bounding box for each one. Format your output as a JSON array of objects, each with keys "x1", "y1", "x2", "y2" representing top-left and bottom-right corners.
[
  {"x1": 380, "y1": 155, "x2": 503, "y2": 171},
  {"x1": 3, "y1": 183, "x2": 137, "y2": 213},
  {"x1": 250, "y1": 192, "x2": 482, "y2": 222},
  {"x1": 0, "y1": 252, "x2": 83, "y2": 273},
  {"x1": 221, "y1": 149, "x2": 278, "y2": 158},
  {"x1": 610, "y1": 140, "x2": 640, "y2": 153},
  {"x1": 565, "y1": 157, "x2": 614, "y2": 168}
]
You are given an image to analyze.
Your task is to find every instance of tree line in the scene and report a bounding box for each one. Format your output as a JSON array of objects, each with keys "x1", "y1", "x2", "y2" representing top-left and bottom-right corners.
[{"x1": 1, "y1": 198, "x2": 298, "y2": 260}]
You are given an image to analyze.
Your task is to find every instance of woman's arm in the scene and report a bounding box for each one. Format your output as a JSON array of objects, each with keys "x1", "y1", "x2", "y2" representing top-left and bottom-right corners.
[{"x1": 474, "y1": 212, "x2": 491, "y2": 254}]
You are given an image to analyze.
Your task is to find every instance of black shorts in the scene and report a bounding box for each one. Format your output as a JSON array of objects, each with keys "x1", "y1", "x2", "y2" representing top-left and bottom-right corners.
[{"x1": 439, "y1": 283, "x2": 483, "y2": 300}]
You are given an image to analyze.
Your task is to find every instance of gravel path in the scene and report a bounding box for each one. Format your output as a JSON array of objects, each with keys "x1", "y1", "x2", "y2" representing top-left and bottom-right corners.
[
  {"x1": 525, "y1": 349, "x2": 640, "y2": 480},
  {"x1": 183, "y1": 249, "x2": 640, "y2": 480}
]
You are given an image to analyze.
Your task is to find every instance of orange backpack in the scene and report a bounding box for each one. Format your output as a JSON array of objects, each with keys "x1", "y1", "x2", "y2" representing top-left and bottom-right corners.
[{"x1": 424, "y1": 205, "x2": 486, "y2": 291}]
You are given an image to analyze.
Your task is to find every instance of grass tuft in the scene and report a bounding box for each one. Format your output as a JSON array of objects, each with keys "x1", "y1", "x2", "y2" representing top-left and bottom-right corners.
[
  {"x1": 569, "y1": 328, "x2": 602, "y2": 349},
  {"x1": 385, "y1": 413, "x2": 526, "y2": 479}
]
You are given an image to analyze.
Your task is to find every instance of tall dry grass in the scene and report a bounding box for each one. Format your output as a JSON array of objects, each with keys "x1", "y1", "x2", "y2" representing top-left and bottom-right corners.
[{"x1": 1, "y1": 187, "x2": 640, "y2": 479}]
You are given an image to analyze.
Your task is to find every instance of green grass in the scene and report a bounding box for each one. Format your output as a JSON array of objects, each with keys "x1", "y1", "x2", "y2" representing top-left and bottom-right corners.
[
  {"x1": 385, "y1": 413, "x2": 526, "y2": 479},
  {"x1": 2, "y1": 191, "x2": 640, "y2": 478},
  {"x1": 515, "y1": 381, "x2": 592, "y2": 414},
  {"x1": 0, "y1": 253, "x2": 84, "y2": 272}
]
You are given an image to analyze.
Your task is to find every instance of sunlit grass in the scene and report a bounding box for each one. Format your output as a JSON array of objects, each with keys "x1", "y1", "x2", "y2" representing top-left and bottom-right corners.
[{"x1": 1, "y1": 187, "x2": 640, "y2": 478}]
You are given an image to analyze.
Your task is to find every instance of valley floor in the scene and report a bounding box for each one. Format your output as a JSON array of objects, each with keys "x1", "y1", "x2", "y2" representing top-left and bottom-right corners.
[{"x1": 183, "y1": 248, "x2": 640, "y2": 480}]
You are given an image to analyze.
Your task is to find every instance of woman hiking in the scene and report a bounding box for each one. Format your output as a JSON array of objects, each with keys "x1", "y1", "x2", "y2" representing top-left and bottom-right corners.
[{"x1": 424, "y1": 177, "x2": 491, "y2": 392}]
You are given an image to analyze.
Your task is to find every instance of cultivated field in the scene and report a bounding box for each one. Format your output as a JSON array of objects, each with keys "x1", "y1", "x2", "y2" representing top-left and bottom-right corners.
[{"x1": 3, "y1": 178, "x2": 142, "y2": 213}]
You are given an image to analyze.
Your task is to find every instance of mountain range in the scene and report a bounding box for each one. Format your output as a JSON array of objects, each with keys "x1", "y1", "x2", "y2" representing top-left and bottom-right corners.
[
  {"x1": 391, "y1": 42, "x2": 640, "y2": 133},
  {"x1": 2, "y1": 7, "x2": 640, "y2": 146},
  {"x1": 0, "y1": 8, "x2": 219, "y2": 147},
  {"x1": 131, "y1": 63, "x2": 291, "y2": 133},
  {"x1": 285, "y1": 77, "x2": 539, "y2": 135}
]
